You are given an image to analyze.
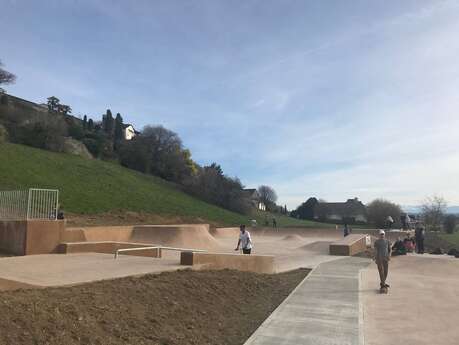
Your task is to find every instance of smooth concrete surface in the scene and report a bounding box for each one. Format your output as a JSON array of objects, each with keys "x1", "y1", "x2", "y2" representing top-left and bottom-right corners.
[
  {"x1": 245, "y1": 257, "x2": 371, "y2": 345},
  {"x1": 361, "y1": 254, "x2": 459, "y2": 345},
  {"x1": 181, "y1": 252, "x2": 275, "y2": 274},
  {"x1": 0, "y1": 220, "x2": 65, "y2": 255},
  {"x1": 59, "y1": 241, "x2": 162, "y2": 257},
  {"x1": 0, "y1": 253, "x2": 182, "y2": 287},
  {"x1": 329, "y1": 234, "x2": 367, "y2": 256}
]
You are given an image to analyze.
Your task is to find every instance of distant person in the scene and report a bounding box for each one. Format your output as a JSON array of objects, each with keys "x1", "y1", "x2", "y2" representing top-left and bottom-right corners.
[
  {"x1": 373, "y1": 230, "x2": 391, "y2": 289},
  {"x1": 415, "y1": 225, "x2": 425, "y2": 254},
  {"x1": 403, "y1": 233, "x2": 415, "y2": 253},
  {"x1": 392, "y1": 237, "x2": 406, "y2": 256},
  {"x1": 235, "y1": 224, "x2": 252, "y2": 254},
  {"x1": 272, "y1": 217, "x2": 277, "y2": 229},
  {"x1": 57, "y1": 208, "x2": 65, "y2": 220},
  {"x1": 343, "y1": 223, "x2": 350, "y2": 237}
]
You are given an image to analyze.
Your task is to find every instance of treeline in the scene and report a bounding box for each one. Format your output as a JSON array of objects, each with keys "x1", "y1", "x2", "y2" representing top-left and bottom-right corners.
[{"x1": 0, "y1": 93, "x2": 253, "y2": 214}]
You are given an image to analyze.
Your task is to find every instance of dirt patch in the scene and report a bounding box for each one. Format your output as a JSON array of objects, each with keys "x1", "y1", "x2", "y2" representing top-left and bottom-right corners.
[{"x1": 0, "y1": 268, "x2": 309, "y2": 345}]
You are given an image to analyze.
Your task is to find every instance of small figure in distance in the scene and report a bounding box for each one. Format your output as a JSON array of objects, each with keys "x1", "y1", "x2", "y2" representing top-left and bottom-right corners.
[
  {"x1": 343, "y1": 223, "x2": 350, "y2": 237},
  {"x1": 235, "y1": 224, "x2": 252, "y2": 254},
  {"x1": 374, "y1": 230, "x2": 391, "y2": 291},
  {"x1": 415, "y1": 225, "x2": 425, "y2": 254},
  {"x1": 272, "y1": 217, "x2": 277, "y2": 229},
  {"x1": 391, "y1": 237, "x2": 406, "y2": 256},
  {"x1": 386, "y1": 215, "x2": 394, "y2": 230}
]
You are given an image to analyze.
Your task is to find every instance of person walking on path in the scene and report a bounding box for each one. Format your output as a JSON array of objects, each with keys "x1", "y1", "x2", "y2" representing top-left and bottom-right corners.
[
  {"x1": 235, "y1": 224, "x2": 252, "y2": 254},
  {"x1": 272, "y1": 217, "x2": 277, "y2": 229},
  {"x1": 374, "y1": 230, "x2": 391, "y2": 289},
  {"x1": 415, "y1": 225, "x2": 425, "y2": 254}
]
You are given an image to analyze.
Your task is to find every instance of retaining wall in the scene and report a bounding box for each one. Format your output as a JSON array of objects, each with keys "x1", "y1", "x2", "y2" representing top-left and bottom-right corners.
[{"x1": 0, "y1": 220, "x2": 65, "y2": 255}]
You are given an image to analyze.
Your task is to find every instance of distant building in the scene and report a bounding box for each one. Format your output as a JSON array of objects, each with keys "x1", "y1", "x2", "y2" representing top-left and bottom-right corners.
[
  {"x1": 243, "y1": 189, "x2": 266, "y2": 211},
  {"x1": 314, "y1": 198, "x2": 367, "y2": 224},
  {"x1": 122, "y1": 124, "x2": 138, "y2": 140}
]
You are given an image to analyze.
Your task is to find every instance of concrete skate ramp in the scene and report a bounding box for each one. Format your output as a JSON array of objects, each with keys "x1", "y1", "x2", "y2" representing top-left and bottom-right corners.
[
  {"x1": 299, "y1": 241, "x2": 333, "y2": 253},
  {"x1": 130, "y1": 225, "x2": 220, "y2": 250},
  {"x1": 330, "y1": 234, "x2": 367, "y2": 256},
  {"x1": 212, "y1": 227, "x2": 240, "y2": 238},
  {"x1": 63, "y1": 224, "x2": 221, "y2": 251},
  {"x1": 282, "y1": 234, "x2": 304, "y2": 241}
]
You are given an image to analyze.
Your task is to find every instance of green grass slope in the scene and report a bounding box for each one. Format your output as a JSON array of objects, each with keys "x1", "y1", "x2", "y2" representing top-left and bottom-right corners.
[{"x1": 0, "y1": 143, "x2": 330, "y2": 227}]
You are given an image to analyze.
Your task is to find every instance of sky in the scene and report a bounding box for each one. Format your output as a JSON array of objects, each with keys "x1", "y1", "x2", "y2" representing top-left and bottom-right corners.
[{"x1": 1, "y1": 0, "x2": 459, "y2": 209}]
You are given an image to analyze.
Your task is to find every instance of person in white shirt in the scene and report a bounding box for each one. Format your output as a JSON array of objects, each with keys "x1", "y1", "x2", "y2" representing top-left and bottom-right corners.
[{"x1": 235, "y1": 224, "x2": 252, "y2": 254}]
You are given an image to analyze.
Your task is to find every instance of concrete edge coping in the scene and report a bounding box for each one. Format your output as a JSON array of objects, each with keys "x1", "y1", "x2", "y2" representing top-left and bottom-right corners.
[
  {"x1": 243, "y1": 265, "x2": 319, "y2": 345},
  {"x1": 61, "y1": 241, "x2": 159, "y2": 245},
  {"x1": 331, "y1": 234, "x2": 367, "y2": 246}
]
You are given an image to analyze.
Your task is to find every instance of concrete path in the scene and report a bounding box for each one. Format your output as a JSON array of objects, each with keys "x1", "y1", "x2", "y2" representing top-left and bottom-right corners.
[
  {"x1": 244, "y1": 257, "x2": 371, "y2": 345},
  {"x1": 361, "y1": 254, "x2": 459, "y2": 345},
  {"x1": 0, "y1": 253, "x2": 182, "y2": 287}
]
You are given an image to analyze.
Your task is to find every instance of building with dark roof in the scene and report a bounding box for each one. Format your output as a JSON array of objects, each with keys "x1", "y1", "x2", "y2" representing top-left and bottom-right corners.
[{"x1": 314, "y1": 198, "x2": 367, "y2": 224}]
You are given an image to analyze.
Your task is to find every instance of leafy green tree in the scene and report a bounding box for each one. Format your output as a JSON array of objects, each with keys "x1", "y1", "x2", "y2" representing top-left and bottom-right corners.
[
  {"x1": 83, "y1": 115, "x2": 88, "y2": 129},
  {"x1": 0, "y1": 60, "x2": 16, "y2": 92},
  {"x1": 58, "y1": 104, "x2": 72, "y2": 115},
  {"x1": 87, "y1": 118, "x2": 94, "y2": 131},
  {"x1": 103, "y1": 109, "x2": 114, "y2": 135},
  {"x1": 367, "y1": 199, "x2": 402, "y2": 228},
  {"x1": 294, "y1": 197, "x2": 319, "y2": 220},
  {"x1": 114, "y1": 113, "x2": 124, "y2": 149},
  {"x1": 47, "y1": 96, "x2": 60, "y2": 112}
]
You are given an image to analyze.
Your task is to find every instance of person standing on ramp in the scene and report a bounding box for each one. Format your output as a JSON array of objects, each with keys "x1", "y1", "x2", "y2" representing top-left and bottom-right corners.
[
  {"x1": 374, "y1": 230, "x2": 391, "y2": 291},
  {"x1": 235, "y1": 224, "x2": 252, "y2": 254}
]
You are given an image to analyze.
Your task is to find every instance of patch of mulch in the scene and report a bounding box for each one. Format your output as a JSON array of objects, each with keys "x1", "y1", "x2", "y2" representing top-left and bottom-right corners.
[{"x1": 0, "y1": 268, "x2": 309, "y2": 345}]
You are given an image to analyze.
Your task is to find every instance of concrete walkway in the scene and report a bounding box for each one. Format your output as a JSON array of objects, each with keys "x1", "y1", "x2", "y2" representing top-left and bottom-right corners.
[
  {"x1": 244, "y1": 257, "x2": 371, "y2": 345},
  {"x1": 361, "y1": 254, "x2": 459, "y2": 345}
]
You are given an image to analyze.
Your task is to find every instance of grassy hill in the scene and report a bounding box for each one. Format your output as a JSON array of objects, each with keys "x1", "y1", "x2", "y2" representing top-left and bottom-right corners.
[{"x1": 0, "y1": 142, "x2": 331, "y2": 227}]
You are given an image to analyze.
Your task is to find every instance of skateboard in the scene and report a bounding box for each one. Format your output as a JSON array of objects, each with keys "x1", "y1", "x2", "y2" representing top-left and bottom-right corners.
[{"x1": 379, "y1": 286, "x2": 388, "y2": 294}]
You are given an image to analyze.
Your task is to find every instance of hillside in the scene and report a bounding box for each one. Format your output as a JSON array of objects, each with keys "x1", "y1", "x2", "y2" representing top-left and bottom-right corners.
[{"x1": 0, "y1": 142, "x2": 330, "y2": 227}]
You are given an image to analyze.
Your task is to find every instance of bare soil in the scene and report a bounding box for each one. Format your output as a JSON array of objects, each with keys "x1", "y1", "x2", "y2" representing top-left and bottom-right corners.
[{"x1": 0, "y1": 268, "x2": 308, "y2": 345}]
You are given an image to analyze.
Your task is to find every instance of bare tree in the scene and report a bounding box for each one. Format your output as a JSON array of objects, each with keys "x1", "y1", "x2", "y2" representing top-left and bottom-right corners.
[
  {"x1": 258, "y1": 185, "x2": 278, "y2": 210},
  {"x1": 421, "y1": 195, "x2": 447, "y2": 231},
  {"x1": 0, "y1": 60, "x2": 16, "y2": 92}
]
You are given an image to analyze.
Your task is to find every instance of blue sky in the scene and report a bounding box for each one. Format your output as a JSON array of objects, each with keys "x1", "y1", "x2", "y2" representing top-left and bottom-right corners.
[{"x1": 2, "y1": 0, "x2": 459, "y2": 208}]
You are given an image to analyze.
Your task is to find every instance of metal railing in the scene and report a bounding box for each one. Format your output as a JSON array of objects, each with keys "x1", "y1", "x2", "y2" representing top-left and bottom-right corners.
[
  {"x1": 0, "y1": 188, "x2": 59, "y2": 221},
  {"x1": 114, "y1": 246, "x2": 207, "y2": 259}
]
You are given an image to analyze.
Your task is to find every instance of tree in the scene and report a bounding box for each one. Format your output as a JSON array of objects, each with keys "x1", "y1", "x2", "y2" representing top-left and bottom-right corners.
[
  {"x1": 103, "y1": 109, "x2": 114, "y2": 135},
  {"x1": 0, "y1": 60, "x2": 16, "y2": 92},
  {"x1": 83, "y1": 115, "x2": 88, "y2": 129},
  {"x1": 257, "y1": 185, "x2": 278, "y2": 211},
  {"x1": 114, "y1": 113, "x2": 124, "y2": 147},
  {"x1": 367, "y1": 198, "x2": 402, "y2": 228},
  {"x1": 47, "y1": 96, "x2": 60, "y2": 112},
  {"x1": 443, "y1": 215, "x2": 457, "y2": 234},
  {"x1": 421, "y1": 195, "x2": 447, "y2": 231},
  {"x1": 294, "y1": 197, "x2": 319, "y2": 220},
  {"x1": 87, "y1": 118, "x2": 94, "y2": 131},
  {"x1": 58, "y1": 104, "x2": 72, "y2": 115}
]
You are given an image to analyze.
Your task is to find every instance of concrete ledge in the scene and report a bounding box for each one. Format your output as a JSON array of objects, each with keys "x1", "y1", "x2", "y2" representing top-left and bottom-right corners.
[
  {"x1": 330, "y1": 234, "x2": 367, "y2": 256},
  {"x1": 59, "y1": 241, "x2": 162, "y2": 258},
  {"x1": 180, "y1": 252, "x2": 274, "y2": 274}
]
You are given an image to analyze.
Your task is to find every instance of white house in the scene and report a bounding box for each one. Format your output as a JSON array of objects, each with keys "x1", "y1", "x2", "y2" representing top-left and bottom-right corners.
[{"x1": 123, "y1": 124, "x2": 137, "y2": 140}]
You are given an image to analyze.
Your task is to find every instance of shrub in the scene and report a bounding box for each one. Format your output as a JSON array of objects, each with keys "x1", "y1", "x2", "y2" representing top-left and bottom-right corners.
[{"x1": 444, "y1": 215, "x2": 457, "y2": 234}]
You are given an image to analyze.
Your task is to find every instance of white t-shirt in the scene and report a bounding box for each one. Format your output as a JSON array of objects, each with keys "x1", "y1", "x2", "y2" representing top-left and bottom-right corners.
[{"x1": 239, "y1": 231, "x2": 252, "y2": 249}]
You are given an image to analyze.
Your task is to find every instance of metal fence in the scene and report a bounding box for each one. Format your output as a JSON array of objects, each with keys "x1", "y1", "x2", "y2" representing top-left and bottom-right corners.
[{"x1": 0, "y1": 188, "x2": 59, "y2": 221}]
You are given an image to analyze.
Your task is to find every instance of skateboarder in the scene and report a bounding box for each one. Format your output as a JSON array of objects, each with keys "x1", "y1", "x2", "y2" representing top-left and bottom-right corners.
[
  {"x1": 374, "y1": 230, "x2": 391, "y2": 290},
  {"x1": 235, "y1": 224, "x2": 252, "y2": 254}
]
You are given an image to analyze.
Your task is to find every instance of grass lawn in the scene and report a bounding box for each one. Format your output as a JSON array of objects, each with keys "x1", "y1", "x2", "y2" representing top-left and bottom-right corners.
[
  {"x1": 439, "y1": 231, "x2": 459, "y2": 248},
  {"x1": 0, "y1": 142, "x2": 333, "y2": 227}
]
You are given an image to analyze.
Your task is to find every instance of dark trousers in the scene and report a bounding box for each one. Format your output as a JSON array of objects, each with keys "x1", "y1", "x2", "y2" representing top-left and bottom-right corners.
[
  {"x1": 416, "y1": 238, "x2": 424, "y2": 253},
  {"x1": 376, "y1": 259, "x2": 389, "y2": 286},
  {"x1": 242, "y1": 248, "x2": 251, "y2": 255}
]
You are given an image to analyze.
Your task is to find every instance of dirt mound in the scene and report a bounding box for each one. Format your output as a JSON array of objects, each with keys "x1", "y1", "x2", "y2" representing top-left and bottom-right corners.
[
  {"x1": 212, "y1": 227, "x2": 240, "y2": 238},
  {"x1": 0, "y1": 269, "x2": 308, "y2": 345},
  {"x1": 282, "y1": 234, "x2": 304, "y2": 241},
  {"x1": 299, "y1": 241, "x2": 333, "y2": 253}
]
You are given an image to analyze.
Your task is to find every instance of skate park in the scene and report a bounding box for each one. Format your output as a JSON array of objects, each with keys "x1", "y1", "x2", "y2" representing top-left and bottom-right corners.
[{"x1": 1, "y1": 214, "x2": 458, "y2": 345}]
